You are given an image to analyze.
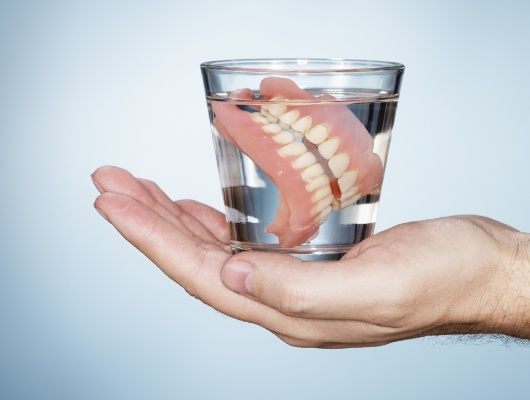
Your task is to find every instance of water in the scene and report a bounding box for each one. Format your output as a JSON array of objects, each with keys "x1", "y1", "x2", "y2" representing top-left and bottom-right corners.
[{"x1": 208, "y1": 89, "x2": 398, "y2": 261}]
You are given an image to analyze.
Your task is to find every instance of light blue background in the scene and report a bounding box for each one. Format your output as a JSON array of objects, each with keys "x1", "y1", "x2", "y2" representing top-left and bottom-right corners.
[{"x1": 1, "y1": 1, "x2": 529, "y2": 399}]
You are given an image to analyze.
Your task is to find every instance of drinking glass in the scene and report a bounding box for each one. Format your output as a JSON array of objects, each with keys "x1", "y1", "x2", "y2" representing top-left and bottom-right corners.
[{"x1": 201, "y1": 58, "x2": 404, "y2": 261}]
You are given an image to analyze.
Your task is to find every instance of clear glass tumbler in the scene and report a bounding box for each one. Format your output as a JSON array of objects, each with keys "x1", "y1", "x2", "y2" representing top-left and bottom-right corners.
[{"x1": 201, "y1": 59, "x2": 404, "y2": 261}]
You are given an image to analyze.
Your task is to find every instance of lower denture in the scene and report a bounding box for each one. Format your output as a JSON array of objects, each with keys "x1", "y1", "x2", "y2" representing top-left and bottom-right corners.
[{"x1": 212, "y1": 77, "x2": 384, "y2": 247}]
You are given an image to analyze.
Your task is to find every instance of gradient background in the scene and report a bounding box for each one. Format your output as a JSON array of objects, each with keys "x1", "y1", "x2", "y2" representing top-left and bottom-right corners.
[{"x1": 1, "y1": 1, "x2": 529, "y2": 399}]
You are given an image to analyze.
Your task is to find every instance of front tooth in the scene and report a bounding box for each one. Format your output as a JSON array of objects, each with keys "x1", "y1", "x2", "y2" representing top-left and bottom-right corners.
[
  {"x1": 292, "y1": 152, "x2": 317, "y2": 169},
  {"x1": 340, "y1": 186, "x2": 359, "y2": 201},
  {"x1": 251, "y1": 112, "x2": 269, "y2": 125},
  {"x1": 328, "y1": 153, "x2": 350, "y2": 178},
  {"x1": 338, "y1": 170, "x2": 358, "y2": 192},
  {"x1": 318, "y1": 205, "x2": 332, "y2": 222},
  {"x1": 277, "y1": 142, "x2": 307, "y2": 158},
  {"x1": 301, "y1": 163, "x2": 325, "y2": 181},
  {"x1": 272, "y1": 131, "x2": 294, "y2": 145},
  {"x1": 305, "y1": 175, "x2": 330, "y2": 192},
  {"x1": 279, "y1": 109, "x2": 301, "y2": 126},
  {"x1": 291, "y1": 115, "x2": 312, "y2": 133},
  {"x1": 312, "y1": 185, "x2": 332, "y2": 203},
  {"x1": 305, "y1": 124, "x2": 329, "y2": 145},
  {"x1": 262, "y1": 123, "x2": 282, "y2": 134},
  {"x1": 318, "y1": 137, "x2": 340, "y2": 159},
  {"x1": 311, "y1": 194, "x2": 334, "y2": 216}
]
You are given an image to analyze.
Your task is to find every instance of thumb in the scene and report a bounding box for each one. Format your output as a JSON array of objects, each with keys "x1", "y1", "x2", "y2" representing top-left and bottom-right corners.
[{"x1": 220, "y1": 251, "x2": 375, "y2": 319}]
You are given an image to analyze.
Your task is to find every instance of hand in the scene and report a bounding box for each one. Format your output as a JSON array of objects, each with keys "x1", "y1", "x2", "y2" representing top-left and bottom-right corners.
[{"x1": 92, "y1": 166, "x2": 530, "y2": 347}]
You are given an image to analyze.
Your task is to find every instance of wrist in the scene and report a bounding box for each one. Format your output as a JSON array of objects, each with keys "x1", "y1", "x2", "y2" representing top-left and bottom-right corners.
[{"x1": 489, "y1": 230, "x2": 530, "y2": 339}]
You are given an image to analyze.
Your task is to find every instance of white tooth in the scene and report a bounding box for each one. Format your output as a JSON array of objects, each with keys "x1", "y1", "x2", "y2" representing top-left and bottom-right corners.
[
  {"x1": 305, "y1": 124, "x2": 329, "y2": 145},
  {"x1": 291, "y1": 115, "x2": 312, "y2": 133},
  {"x1": 311, "y1": 194, "x2": 334, "y2": 216},
  {"x1": 272, "y1": 131, "x2": 294, "y2": 145},
  {"x1": 318, "y1": 137, "x2": 340, "y2": 159},
  {"x1": 312, "y1": 185, "x2": 332, "y2": 203},
  {"x1": 338, "y1": 170, "x2": 358, "y2": 192},
  {"x1": 277, "y1": 142, "x2": 307, "y2": 158},
  {"x1": 340, "y1": 186, "x2": 359, "y2": 201},
  {"x1": 279, "y1": 109, "x2": 301, "y2": 126},
  {"x1": 293, "y1": 131, "x2": 304, "y2": 138},
  {"x1": 340, "y1": 194, "x2": 362, "y2": 208},
  {"x1": 267, "y1": 101, "x2": 287, "y2": 117},
  {"x1": 260, "y1": 109, "x2": 278, "y2": 123},
  {"x1": 305, "y1": 175, "x2": 330, "y2": 192},
  {"x1": 291, "y1": 152, "x2": 317, "y2": 169},
  {"x1": 340, "y1": 198, "x2": 355, "y2": 208},
  {"x1": 250, "y1": 112, "x2": 269, "y2": 125},
  {"x1": 328, "y1": 153, "x2": 350, "y2": 178},
  {"x1": 301, "y1": 163, "x2": 325, "y2": 181},
  {"x1": 262, "y1": 123, "x2": 282, "y2": 134},
  {"x1": 317, "y1": 205, "x2": 332, "y2": 222},
  {"x1": 279, "y1": 122, "x2": 290, "y2": 130}
]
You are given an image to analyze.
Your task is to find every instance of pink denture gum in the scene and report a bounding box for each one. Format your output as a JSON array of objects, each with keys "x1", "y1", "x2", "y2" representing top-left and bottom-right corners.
[{"x1": 212, "y1": 77, "x2": 383, "y2": 247}]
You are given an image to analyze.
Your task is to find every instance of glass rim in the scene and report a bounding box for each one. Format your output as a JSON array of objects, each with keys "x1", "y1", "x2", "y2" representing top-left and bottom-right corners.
[{"x1": 201, "y1": 58, "x2": 405, "y2": 74}]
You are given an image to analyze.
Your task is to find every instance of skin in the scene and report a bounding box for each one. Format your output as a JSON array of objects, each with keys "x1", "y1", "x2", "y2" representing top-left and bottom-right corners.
[{"x1": 92, "y1": 166, "x2": 530, "y2": 347}]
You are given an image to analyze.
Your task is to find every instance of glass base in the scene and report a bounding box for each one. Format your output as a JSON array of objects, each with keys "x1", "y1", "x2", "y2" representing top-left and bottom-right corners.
[{"x1": 230, "y1": 241, "x2": 352, "y2": 261}]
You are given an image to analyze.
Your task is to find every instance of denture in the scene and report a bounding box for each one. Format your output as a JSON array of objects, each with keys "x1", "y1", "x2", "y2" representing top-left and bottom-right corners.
[{"x1": 212, "y1": 77, "x2": 384, "y2": 247}]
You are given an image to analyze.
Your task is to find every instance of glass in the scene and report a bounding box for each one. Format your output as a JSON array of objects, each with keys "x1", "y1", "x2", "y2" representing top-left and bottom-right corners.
[{"x1": 201, "y1": 58, "x2": 404, "y2": 261}]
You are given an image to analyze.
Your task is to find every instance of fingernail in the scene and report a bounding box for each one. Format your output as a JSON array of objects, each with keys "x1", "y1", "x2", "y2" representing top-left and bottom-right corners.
[
  {"x1": 91, "y1": 175, "x2": 105, "y2": 193},
  {"x1": 221, "y1": 260, "x2": 253, "y2": 295},
  {"x1": 94, "y1": 206, "x2": 109, "y2": 222}
]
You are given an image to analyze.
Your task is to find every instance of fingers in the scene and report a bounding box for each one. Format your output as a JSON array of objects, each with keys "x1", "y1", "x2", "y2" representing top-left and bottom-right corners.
[
  {"x1": 220, "y1": 251, "x2": 404, "y2": 323},
  {"x1": 175, "y1": 199, "x2": 229, "y2": 244},
  {"x1": 92, "y1": 166, "x2": 220, "y2": 244},
  {"x1": 94, "y1": 191, "x2": 206, "y2": 288},
  {"x1": 138, "y1": 179, "x2": 220, "y2": 244},
  {"x1": 92, "y1": 166, "x2": 195, "y2": 237}
]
